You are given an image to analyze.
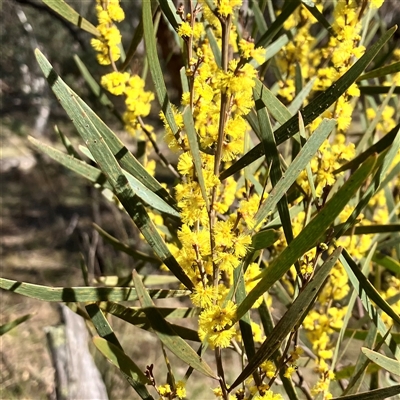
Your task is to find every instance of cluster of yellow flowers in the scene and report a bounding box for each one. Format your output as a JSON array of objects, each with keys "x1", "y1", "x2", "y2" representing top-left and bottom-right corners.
[
  {"x1": 90, "y1": 0, "x2": 124, "y2": 65},
  {"x1": 90, "y1": 0, "x2": 157, "y2": 193},
  {"x1": 166, "y1": 0, "x2": 269, "y2": 352},
  {"x1": 91, "y1": 0, "x2": 155, "y2": 137},
  {"x1": 296, "y1": 133, "x2": 355, "y2": 198},
  {"x1": 89, "y1": 0, "x2": 397, "y2": 399},
  {"x1": 381, "y1": 277, "x2": 400, "y2": 327},
  {"x1": 166, "y1": 1, "x2": 285, "y2": 398},
  {"x1": 312, "y1": 0, "x2": 364, "y2": 132},
  {"x1": 277, "y1": 5, "x2": 319, "y2": 102},
  {"x1": 157, "y1": 381, "x2": 186, "y2": 400},
  {"x1": 100, "y1": 71, "x2": 155, "y2": 134}
]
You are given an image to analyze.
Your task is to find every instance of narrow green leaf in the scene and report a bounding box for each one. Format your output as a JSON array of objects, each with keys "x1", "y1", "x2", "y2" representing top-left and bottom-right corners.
[
  {"x1": 0, "y1": 277, "x2": 189, "y2": 302},
  {"x1": 343, "y1": 325, "x2": 379, "y2": 395},
  {"x1": 87, "y1": 303, "x2": 123, "y2": 349},
  {"x1": 288, "y1": 77, "x2": 316, "y2": 116},
  {"x1": 182, "y1": 108, "x2": 209, "y2": 210},
  {"x1": 357, "y1": 61, "x2": 400, "y2": 81},
  {"x1": 221, "y1": 26, "x2": 396, "y2": 179},
  {"x1": 36, "y1": 49, "x2": 177, "y2": 210},
  {"x1": 265, "y1": 203, "x2": 303, "y2": 229},
  {"x1": 372, "y1": 252, "x2": 400, "y2": 275},
  {"x1": 332, "y1": 245, "x2": 377, "y2": 393},
  {"x1": 335, "y1": 130, "x2": 400, "y2": 238},
  {"x1": 74, "y1": 97, "x2": 178, "y2": 211},
  {"x1": 121, "y1": 20, "x2": 145, "y2": 71},
  {"x1": 98, "y1": 302, "x2": 199, "y2": 342},
  {"x1": 93, "y1": 337, "x2": 153, "y2": 400},
  {"x1": 332, "y1": 385, "x2": 400, "y2": 400},
  {"x1": 334, "y1": 128, "x2": 400, "y2": 240},
  {"x1": 245, "y1": 110, "x2": 261, "y2": 140},
  {"x1": 335, "y1": 123, "x2": 399, "y2": 173},
  {"x1": 120, "y1": 1, "x2": 158, "y2": 71},
  {"x1": 255, "y1": 90, "x2": 294, "y2": 248},
  {"x1": 180, "y1": 67, "x2": 190, "y2": 94},
  {"x1": 132, "y1": 271, "x2": 217, "y2": 379},
  {"x1": 343, "y1": 251, "x2": 400, "y2": 326},
  {"x1": 339, "y1": 250, "x2": 400, "y2": 360},
  {"x1": 79, "y1": 145, "x2": 180, "y2": 217},
  {"x1": 100, "y1": 303, "x2": 200, "y2": 322},
  {"x1": 253, "y1": 118, "x2": 337, "y2": 229},
  {"x1": 257, "y1": 300, "x2": 300, "y2": 400},
  {"x1": 333, "y1": 224, "x2": 400, "y2": 236},
  {"x1": 359, "y1": 86, "x2": 400, "y2": 95},
  {"x1": 29, "y1": 136, "x2": 112, "y2": 191},
  {"x1": 251, "y1": 229, "x2": 281, "y2": 250},
  {"x1": 55, "y1": 125, "x2": 81, "y2": 159},
  {"x1": 362, "y1": 348, "x2": 400, "y2": 376},
  {"x1": 86, "y1": 303, "x2": 153, "y2": 399},
  {"x1": 299, "y1": 112, "x2": 318, "y2": 200},
  {"x1": 251, "y1": 1, "x2": 268, "y2": 35},
  {"x1": 237, "y1": 155, "x2": 376, "y2": 319},
  {"x1": 143, "y1": 0, "x2": 179, "y2": 137},
  {"x1": 157, "y1": 0, "x2": 181, "y2": 30},
  {"x1": 337, "y1": 328, "x2": 400, "y2": 344},
  {"x1": 205, "y1": 23, "x2": 221, "y2": 68},
  {"x1": 229, "y1": 247, "x2": 342, "y2": 390},
  {"x1": 380, "y1": 162, "x2": 400, "y2": 191},
  {"x1": 254, "y1": 79, "x2": 291, "y2": 125},
  {"x1": 93, "y1": 223, "x2": 161, "y2": 264},
  {"x1": 256, "y1": 0, "x2": 301, "y2": 48},
  {"x1": 42, "y1": 0, "x2": 100, "y2": 36},
  {"x1": 303, "y1": 2, "x2": 334, "y2": 36},
  {"x1": 356, "y1": 84, "x2": 397, "y2": 159},
  {"x1": 0, "y1": 314, "x2": 32, "y2": 336},
  {"x1": 73, "y1": 97, "x2": 192, "y2": 288},
  {"x1": 96, "y1": 274, "x2": 179, "y2": 286}
]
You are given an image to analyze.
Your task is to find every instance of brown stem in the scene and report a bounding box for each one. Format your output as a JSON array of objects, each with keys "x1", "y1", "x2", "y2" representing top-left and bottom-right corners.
[
  {"x1": 209, "y1": 13, "x2": 233, "y2": 399},
  {"x1": 215, "y1": 347, "x2": 229, "y2": 400},
  {"x1": 296, "y1": 369, "x2": 314, "y2": 400},
  {"x1": 108, "y1": 36, "x2": 118, "y2": 72},
  {"x1": 210, "y1": 13, "x2": 232, "y2": 289}
]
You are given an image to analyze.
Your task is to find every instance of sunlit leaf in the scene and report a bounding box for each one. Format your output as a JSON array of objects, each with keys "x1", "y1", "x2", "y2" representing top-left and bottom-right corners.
[
  {"x1": 0, "y1": 277, "x2": 189, "y2": 302},
  {"x1": 42, "y1": 0, "x2": 99, "y2": 36},
  {"x1": 357, "y1": 61, "x2": 400, "y2": 81},
  {"x1": 362, "y1": 348, "x2": 400, "y2": 376}
]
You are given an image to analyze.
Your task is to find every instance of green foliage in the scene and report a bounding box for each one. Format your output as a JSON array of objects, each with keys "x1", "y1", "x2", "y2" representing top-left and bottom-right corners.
[{"x1": 2, "y1": 1, "x2": 399, "y2": 399}]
